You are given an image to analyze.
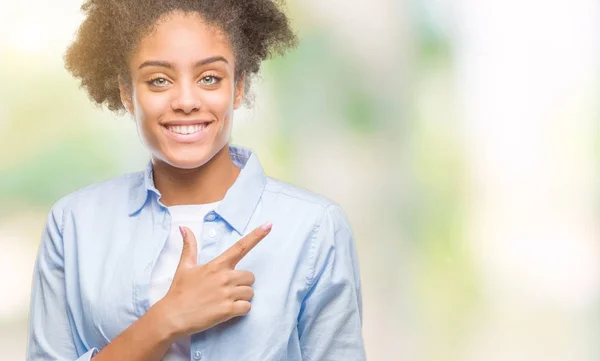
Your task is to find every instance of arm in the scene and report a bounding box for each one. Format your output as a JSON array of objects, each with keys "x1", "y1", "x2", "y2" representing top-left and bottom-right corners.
[
  {"x1": 27, "y1": 202, "x2": 178, "y2": 361},
  {"x1": 88, "y1": 303, "x2": 175, "y2": 361},
  {"x1": 27, "y1": 203, "x2": 99, "y2": 360},
  {"x1": 297, "y1": 205, "x2": 367, "y2": 361},
  {"x1": 27, "y1": 202, "x2": 270, "y2": 361}
]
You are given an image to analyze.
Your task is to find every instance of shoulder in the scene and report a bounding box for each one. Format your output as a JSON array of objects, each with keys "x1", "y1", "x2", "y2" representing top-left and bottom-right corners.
[
  {"x1": 263, "y1": 176, "x2": 352, "y2": 231},
  {"x1": 264, "y1": 176, "x2": 336, "y2": 208},
  {"x1": 48, "y1": 170, "x2": 144, "y2": 219}
]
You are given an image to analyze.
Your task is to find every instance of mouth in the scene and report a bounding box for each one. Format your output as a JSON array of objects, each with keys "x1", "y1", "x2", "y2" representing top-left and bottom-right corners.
[
  {"x1": 161, "y1": 121, "x2": 214, "y2": 143},
  {"x1": 164, "y1": 123, "x2": 211, "y2": 135}
]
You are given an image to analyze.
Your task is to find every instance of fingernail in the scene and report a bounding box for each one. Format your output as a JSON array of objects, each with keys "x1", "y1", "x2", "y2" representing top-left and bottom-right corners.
[
  {"x1": 261, "y1": 222, "x2": 272, "y2": 231},
  {"x1": 179, "y1": 226, "x2": 187, "y2": 238}
]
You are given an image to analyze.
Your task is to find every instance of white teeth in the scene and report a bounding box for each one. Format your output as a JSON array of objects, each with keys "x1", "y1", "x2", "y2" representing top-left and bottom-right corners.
[{"x1": 167, "y1": 123, "x2": 208, "y2": 135}]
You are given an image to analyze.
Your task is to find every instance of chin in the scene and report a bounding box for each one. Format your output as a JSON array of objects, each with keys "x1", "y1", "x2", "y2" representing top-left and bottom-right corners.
[
  {"x1": 163, "y1": 155, "x2": 211, "y2": 170},
  {"x1": 159, "y1": 145, "x2": 220, "y2": 170}
]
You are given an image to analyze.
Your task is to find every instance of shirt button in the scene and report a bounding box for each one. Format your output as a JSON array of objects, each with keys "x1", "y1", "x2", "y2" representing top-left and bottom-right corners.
[
  {"x1": 206, "y1": 213, "x2": 216, "y2": 221},
  {"x1": 208, "y1": 229, "x2": 217, "y2": 238},
  {"x1": 194, "y1": 350, "x2": 202, "y2": 360}
]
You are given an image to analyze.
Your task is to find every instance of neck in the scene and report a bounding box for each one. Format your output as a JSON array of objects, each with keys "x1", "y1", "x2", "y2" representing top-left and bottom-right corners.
[{"x1": 151, "y1": 145, "x2": 241, "y2": 206}]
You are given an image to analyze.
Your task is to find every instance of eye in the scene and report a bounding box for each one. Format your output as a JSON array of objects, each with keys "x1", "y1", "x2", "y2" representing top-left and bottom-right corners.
[
  {"x1": 199, "y1": 75, "x2": 221, "y2": 86},
  {"x1": 148, "y1": 77, "x2": 170, "y2": 87}
]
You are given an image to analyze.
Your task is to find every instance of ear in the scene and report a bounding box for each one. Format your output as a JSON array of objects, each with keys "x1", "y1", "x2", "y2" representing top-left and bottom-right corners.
[
  {"x1": 233, "y1": 72, "x2": 246, "y2": 110},
  {"x1": 118, "y1": 75, "x2": 134, "y2": 114}
]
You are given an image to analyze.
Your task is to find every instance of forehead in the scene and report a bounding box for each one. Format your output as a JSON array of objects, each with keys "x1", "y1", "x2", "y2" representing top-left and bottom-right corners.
[{"x1": 130, "y1": 12, "x2": 234, "y2": 67}]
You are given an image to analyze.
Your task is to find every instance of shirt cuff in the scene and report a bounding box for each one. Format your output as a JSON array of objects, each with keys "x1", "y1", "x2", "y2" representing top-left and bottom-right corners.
[{"x1": 76, "y1": 348, "x2": 99, "y2": 361}]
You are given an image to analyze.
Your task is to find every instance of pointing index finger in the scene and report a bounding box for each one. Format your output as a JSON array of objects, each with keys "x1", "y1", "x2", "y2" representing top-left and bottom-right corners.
[{"x1": 216, "y1": 222, "x2": 272, "y2": 268}]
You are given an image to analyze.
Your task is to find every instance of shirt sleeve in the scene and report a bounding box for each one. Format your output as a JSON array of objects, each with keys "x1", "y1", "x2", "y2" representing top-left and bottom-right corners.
[
  {"x1": 26, "y1": 202, "x2": 99, "y2": 361},
  {"x1": 297, "y1": 204, "x2": 367, "y2": 361}
]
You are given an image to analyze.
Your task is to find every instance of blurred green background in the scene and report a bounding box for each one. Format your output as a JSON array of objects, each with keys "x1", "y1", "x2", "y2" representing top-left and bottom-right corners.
[{"x1": 1, "y1": 0, "x2": 599, "y2": 360}]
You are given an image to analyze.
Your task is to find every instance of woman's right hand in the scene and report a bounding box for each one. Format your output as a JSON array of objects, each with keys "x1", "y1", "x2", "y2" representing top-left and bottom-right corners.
[{"x1": 157, "y1": 222, "x2": 273, "y2": 338}]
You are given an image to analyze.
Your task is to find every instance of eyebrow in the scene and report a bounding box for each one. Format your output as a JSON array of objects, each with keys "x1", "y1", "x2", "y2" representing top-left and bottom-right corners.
[{"x1": 137, "y1": 56, "x2": 228, "y2": 70}]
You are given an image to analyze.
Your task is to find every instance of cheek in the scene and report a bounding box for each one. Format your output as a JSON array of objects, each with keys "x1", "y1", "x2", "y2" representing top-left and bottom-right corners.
[
  {"x1": 132, "y1": 83, "x2": 235, "y2": 133},
  {"x1": 201, "y1": 86, "x2": 235, "y2": 120},
  {"x1": 134, "y1": 89, "x2": 169, "y2": 121},
  {"x1": 132, "y1": 90, "x2": 170, "y2": 147}
]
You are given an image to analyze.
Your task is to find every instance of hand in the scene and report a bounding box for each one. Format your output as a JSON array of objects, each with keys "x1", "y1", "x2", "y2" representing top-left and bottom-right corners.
[{"x1": 158, "y1": 222, "x2": 272, "y2": 339}]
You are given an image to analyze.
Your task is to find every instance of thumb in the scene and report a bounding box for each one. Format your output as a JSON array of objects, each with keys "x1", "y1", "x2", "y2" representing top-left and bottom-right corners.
[{"x1": 177, "y1": 226, "x2": 197, "y2": 269}]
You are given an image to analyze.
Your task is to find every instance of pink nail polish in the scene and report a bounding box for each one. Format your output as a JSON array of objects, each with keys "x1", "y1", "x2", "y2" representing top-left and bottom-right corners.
[
  {"x1": 261, "y1": 222, "x2": 272, "y2": 231},
  {"x1": 179, "y1": 226, "x2": 186, "y2": 238}
]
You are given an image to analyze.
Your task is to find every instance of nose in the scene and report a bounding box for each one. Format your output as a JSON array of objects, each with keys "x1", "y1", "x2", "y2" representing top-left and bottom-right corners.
[{"x1": 171, "y1": 81, "x2": 201, "y2": 114}]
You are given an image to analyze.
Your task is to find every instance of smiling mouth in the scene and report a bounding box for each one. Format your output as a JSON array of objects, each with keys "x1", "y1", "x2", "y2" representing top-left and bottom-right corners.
[{"x1": 164, "y1": 122, "x2": 212, "y2": 135}]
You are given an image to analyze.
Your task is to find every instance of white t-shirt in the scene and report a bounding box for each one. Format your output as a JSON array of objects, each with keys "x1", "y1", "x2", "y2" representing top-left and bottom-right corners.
[{"x1": 148, "y1": 202, "x2": 220, "y2": 361}]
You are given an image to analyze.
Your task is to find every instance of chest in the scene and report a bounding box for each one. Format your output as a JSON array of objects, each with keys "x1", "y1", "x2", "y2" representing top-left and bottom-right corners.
[{"x1": 66, "y1": 212, "x2": 312, "y2": 350}]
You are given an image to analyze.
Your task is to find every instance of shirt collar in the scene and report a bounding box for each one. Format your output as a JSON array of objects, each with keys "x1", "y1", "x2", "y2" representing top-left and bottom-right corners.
[{"x1": 128, "y1": 145, "x2": 267, "y2": 235}]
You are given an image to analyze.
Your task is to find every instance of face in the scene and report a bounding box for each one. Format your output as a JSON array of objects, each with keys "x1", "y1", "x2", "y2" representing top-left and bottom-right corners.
[{"x1": 121, "y1": 11, "x2": 245, "y2": 169}]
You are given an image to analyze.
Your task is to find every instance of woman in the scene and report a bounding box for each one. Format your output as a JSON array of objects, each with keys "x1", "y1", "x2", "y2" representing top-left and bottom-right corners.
[{"x1": 27, "y1": 1, "x2": 366, "y2": 360}]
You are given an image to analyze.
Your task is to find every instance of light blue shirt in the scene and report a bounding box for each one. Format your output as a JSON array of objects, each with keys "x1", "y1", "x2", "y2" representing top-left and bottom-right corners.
[{"x1": 27, "y1": 145, "x2": 366, "y2": 361}]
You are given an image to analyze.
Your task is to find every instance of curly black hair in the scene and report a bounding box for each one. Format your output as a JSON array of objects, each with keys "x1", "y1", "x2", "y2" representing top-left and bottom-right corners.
[{"x1": 64, "y1": 0, "x2": 297, "y2": 112}]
